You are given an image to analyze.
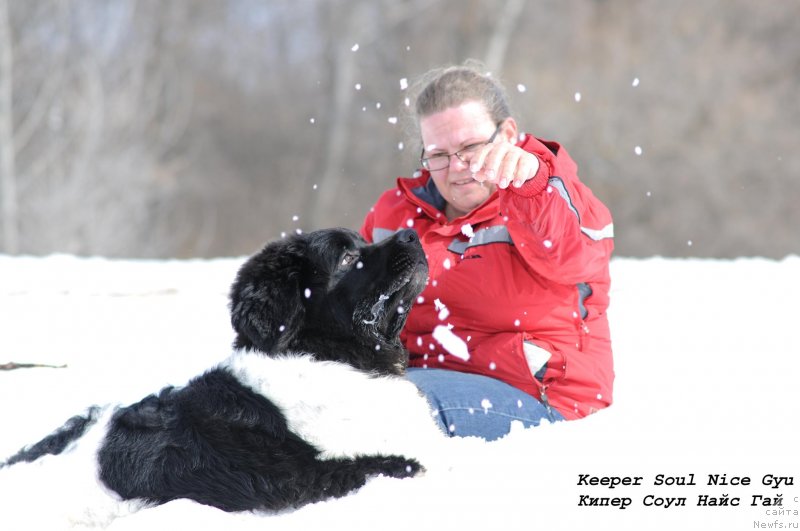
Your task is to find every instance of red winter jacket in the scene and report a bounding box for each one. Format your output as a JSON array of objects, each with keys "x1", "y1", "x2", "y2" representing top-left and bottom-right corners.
[{"x1": 360, "y1": 134, "x2": 614, "y2": 420}]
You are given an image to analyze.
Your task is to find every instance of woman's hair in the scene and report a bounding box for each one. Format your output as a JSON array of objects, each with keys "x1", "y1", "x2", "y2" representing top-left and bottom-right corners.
[{"x1": 403, "y1": 60, "x2": 513, "y2": 150}]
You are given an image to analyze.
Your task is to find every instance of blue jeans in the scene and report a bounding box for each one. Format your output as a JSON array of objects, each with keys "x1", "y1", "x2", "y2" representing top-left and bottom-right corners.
[{"x1": 406, "y1": 368, "x2": 564, "y2": 442}]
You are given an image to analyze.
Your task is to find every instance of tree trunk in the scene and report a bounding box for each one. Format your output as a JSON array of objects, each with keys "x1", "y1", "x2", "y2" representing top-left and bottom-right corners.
[
  {"x1": 0, "y1": 0, "x2": 19, "y2": 254},
  {"x1": 484, "y1": 0, "x2": 525, "y2": 75}
]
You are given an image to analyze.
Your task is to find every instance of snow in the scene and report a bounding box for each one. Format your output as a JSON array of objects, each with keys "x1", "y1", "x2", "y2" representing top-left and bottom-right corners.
[
  {"x1": 432, "y1": 324, "x2": 470, "y2": 361},
  {"x1": 1, "y1": 254, "x2": 799, "y2": 530}
]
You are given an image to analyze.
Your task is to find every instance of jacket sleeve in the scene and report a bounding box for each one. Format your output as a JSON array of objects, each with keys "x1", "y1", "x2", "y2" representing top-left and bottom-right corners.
[
  {"x1": 359, "y1": 208, "x2": 375, "y2": 243},
  {"x1": 502, "y1": 137, "x2": 614, "y2": 285}
]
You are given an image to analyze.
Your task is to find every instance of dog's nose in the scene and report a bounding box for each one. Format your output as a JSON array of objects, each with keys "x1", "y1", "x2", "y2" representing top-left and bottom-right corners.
[{"x1": 395, "y1": 228, "x2": 418, "y2": 243}]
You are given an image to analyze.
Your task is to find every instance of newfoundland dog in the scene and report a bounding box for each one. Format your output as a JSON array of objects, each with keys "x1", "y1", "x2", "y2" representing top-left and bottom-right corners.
[{"x1": 1, "y1": 228, "x2": 442, "y2": 523}]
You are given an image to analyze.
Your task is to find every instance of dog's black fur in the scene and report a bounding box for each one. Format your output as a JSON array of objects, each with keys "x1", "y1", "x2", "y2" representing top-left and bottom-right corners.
[{"x1": 2, "y1": 228, "x2": 429, "y2": 513}]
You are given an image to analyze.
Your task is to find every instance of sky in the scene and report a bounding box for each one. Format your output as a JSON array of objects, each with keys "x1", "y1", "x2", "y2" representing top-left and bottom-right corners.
[{"x1": 0, "y1": 253, "x2": 798, "y2": 530}]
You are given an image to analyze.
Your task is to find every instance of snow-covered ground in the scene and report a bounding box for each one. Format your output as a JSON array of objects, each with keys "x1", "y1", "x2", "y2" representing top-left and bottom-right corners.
[{"x1": 1, "y1": 253, "x2": 798, "y2": 530}]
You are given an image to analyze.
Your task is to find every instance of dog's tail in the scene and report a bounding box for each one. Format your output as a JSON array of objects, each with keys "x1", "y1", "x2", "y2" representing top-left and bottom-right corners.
[{"x1": 1, "y1": 406, "x2": 102, "y2": 467}]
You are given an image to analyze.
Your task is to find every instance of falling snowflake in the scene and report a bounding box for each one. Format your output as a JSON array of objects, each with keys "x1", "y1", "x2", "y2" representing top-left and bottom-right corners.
[
  {"x1": 304, "y1": 288, "x2": 311, "y2": 298},
  {"x1": 434, "y1": 299, "x2": 449, "y2": 320},
  {"x1": 481, "y1": 398, "x2": 493, "y2": 412},
  {"x1": 461, "y1": 223, "x2": 475, "y2": 238},
  {"x1": 443, "y1": 258, "x2": 451, "y2": 270},
  {"x1": 632, "y1": 77, "x2": 640, "y2": 87},
  {"x1": 517, "y1": 84, "x2": 527, "y2": 93},
  {"x1": 388, "y1": 116, "x2": 398, "y2": 124},
  {"x1": 574, "y1": 92, "x2": 582, "y2": 102},
  {"x1": 351, "y1": 43, "x2": 359, "y2": 51},
  {"x1": 356, "y1": 261, "x2": 363, "y2": 269},
  {"x1": 635, "y1": 145, "x2": 643, "y2": 156},
  {"x1": 433, "y1": 325, "x2": 470, "y2": 361},
  {"x1": 400, "y1": 78, "x2": 408, "y2": 90}
]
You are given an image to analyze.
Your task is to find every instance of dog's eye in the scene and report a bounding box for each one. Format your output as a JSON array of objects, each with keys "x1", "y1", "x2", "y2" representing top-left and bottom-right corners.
[{"x1": 340, "y1": 252, "x2": 359, "y2": 268}]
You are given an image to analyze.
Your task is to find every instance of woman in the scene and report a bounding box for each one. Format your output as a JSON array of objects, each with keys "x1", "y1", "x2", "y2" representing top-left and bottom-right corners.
[{"x1": 360, "y1": 63, "x2": 614, "y2": 441}]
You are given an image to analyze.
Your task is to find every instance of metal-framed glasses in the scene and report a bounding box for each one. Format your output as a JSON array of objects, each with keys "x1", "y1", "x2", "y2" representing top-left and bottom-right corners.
[{"x1": 420, "y1": 123, "x2": 502, "y2": 172}]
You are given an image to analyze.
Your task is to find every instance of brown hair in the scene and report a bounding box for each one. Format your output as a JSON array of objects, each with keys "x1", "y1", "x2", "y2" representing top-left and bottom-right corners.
[{"x1": 404, "y1": 60, "x2": 513, "y2": 151}]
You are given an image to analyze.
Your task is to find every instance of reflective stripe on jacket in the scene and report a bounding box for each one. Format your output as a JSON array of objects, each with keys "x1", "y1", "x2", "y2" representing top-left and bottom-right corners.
[{"x1": 360, "y1": 134, "x2": 614, "y2": 420}]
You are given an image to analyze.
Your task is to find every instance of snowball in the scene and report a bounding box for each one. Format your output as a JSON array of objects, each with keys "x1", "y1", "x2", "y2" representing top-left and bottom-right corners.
[{"x1": 432, "y1": 325, "x2": 470, "y2": 361}]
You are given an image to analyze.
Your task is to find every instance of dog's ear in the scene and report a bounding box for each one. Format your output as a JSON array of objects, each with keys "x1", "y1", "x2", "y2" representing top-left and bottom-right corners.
[{"x1": 229, "y1": 238, "x2": 307, "y2": 353}]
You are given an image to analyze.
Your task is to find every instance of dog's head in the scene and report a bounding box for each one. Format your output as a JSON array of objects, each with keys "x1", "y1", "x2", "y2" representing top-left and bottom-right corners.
[{"x1": 229, "y1": 228, "x2": 428, "y2": 375}]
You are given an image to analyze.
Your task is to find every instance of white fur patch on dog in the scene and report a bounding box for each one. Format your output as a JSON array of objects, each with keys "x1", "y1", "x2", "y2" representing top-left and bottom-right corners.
[{"x1": 224, "y1": 350, "x2": 443, "y2": 459}]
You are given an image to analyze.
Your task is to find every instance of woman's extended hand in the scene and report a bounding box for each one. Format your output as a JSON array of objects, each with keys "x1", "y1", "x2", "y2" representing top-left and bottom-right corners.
[{"x1": 469, "y1": 141, "x2": 540, "y2": 189}]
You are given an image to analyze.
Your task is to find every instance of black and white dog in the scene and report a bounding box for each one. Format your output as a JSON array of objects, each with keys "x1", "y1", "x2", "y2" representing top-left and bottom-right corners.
[{"x1": 1, "y1": 228, "x2": 443, "y2": 525}]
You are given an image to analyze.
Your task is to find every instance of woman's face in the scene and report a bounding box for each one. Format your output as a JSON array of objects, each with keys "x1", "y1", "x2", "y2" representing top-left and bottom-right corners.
[{"x1": 419, "y1": 101, "x2": 510, "y2": 220}]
